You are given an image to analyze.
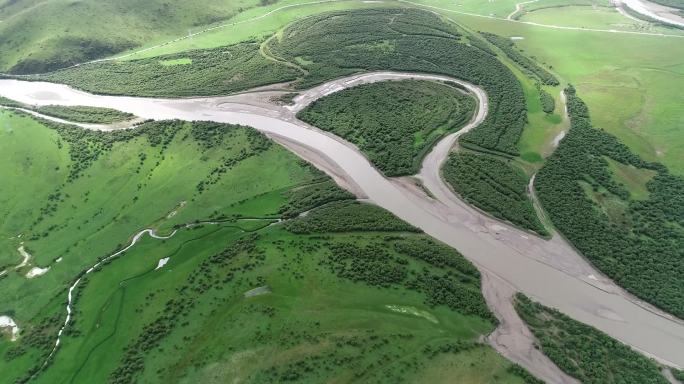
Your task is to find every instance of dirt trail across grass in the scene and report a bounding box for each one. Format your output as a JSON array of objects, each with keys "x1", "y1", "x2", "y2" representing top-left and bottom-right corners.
[
  {"x1": 507, "y1": 0, "x2": 539, "y2": 20},
  {"x1": 1, "y1": 74, "x2": 683, "y2": 378}
]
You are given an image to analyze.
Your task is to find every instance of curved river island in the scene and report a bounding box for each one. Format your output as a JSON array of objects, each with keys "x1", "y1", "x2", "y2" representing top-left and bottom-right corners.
[{"x1": 1, "y1": 74, "x2": 683, "y2": 372}]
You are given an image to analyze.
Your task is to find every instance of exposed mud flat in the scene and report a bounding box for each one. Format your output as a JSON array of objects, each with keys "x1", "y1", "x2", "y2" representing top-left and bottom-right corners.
[
  {"x1": 0, "y1": 316, "x2": 19, "y2": 341},
  {"x1": 26, "y1": 266, "x2": 50, "y2": 278}
]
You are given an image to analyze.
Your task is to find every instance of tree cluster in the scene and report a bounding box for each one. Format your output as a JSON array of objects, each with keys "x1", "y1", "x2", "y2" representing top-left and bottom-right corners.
[
  {"x1": 39, "y1": 43, "x2": 299, "y2": 97},
  {"x1": 537, "y1": 84, "x2": 555, "y2": 114},
  {"x1": 515, "y1": 294, "x2": 668, "y2": 384},
  {"x1": 284, "y1": 201, "x2": 420, "y2": 234},
  {"x1": 444, "y1": 153, "x2": 548, "y2": 235},
  {"x1": 536, "y1": 85, "x2": 684, "y2": 318},
  {"x1": 268, "y1": 8, "x2": 528, "y2": 156},
  {"x1": 298, "y1": 79, "x2": 475, "y2": 176},
  {"x1": 35, "y1": 105, "x2": 134, "y2": 124}
]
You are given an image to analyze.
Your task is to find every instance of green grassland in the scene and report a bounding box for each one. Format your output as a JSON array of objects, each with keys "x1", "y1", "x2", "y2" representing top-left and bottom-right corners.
[
  {"x1": 297, "y1": 80, "x2": 476, "y2": 176},
  {"x1": 24, "y1": 220, "x2": 531, "y2": 384},
  {"x1": 0, "y1": 0, "x2": 268, "y2": 74},
  {"x1": 515, "y1": 294, "x2": 668, "y2": 383},
  {"x1": 0, "y1": 110, "x2": 541, "y2": 384}
]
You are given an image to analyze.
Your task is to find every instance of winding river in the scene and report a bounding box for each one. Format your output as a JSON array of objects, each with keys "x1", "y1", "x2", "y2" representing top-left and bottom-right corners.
[{"x1": 1, "y1": 73, "x2": 683, "y2": 379}]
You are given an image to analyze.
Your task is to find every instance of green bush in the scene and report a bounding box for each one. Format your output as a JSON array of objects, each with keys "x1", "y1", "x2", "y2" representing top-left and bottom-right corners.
[
  {"x1": 515, "y1": 293, "x2": 668, "y2": 384},
  {"x1": 298, "y1": 80, "x2": 475, "y2": 176},
  {"x1": 39, "y1": 43, "x2": 299, "y2": 97},
  {"x1": 443, "y1": 153, "x2": 547, "y2": 235},
  {"x1": 35, "y1": 105, "x2": 134, "y2": 123},
  {"x1": 536, "y1": 85, "x2": 684, "y2": 318},
  {"x1": 284, "y1": 200, "x2": 419, "y2": 234},
  {"x1": 537, "y1": 85, "x2": 555, "y2": 114},
  {"x1": 269, "y1": 8, "x2": 528, "y2": 156}
]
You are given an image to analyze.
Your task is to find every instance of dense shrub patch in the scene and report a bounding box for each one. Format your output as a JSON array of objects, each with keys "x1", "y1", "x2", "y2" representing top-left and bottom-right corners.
[
  {"x1": 35, "y1": 105, "x2": 134, "y2": 123},
  {"x1": 537, "y1": 85, "x2": 555, "y2": 114},
  {"x1": 536, "y1": 86, "x2": 684, "y2": 317},
  {"x1": 285, "y1": 201, "x2": 419, "y2": 234},
  {"x1": 1, "y1": 98, "x2": 135, "y2": 123},
  {"x1": 39, "y1": 43, "x2": 300, "y2": 97},
  {"x1": 323, "y1": 238, "x2": 493, "y2": 320},
  {"x1": 515, "y1": 294, "x2": 668, "y2": 384},
  {"x1": 279, "y1": 180, "x2": 355, "y2": 218},
  {"x1": 268, "y1": 8, "x2": 527, "y2": 155},
  {"x1": 298, "y1": 80, "x2": 475, "y2": 176},
  {"x1": 443, "y1": 153, "x2": 547, "y2": 235}
]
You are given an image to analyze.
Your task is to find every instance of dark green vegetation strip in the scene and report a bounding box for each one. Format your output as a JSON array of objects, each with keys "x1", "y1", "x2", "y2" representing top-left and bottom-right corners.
[
  {"x1": 481, "y1": 32, "x2": 559, "y2": 86},
  {"x1": 0, "y1": 96, "x2": 24, "y2": 108},
  {"x1": 39, "y1": 43, "x2": 300, "y2": 97},
  {"x1": 34, "y1": 106, "x2": 135, "y2": 124},
  {"x1": 515, "y1": 294, "x2": 668, "y2": 384},
  {"x1": 620, "y1": 5, "x2": 684, "y2": 29},
  {"x1": 443, "y1": 153, "x2": 547, "y2": 235},
  {"x1": 284, "y1": 200, "x2": 420, "y2": 233},
  {"x1": 0, "y1": 97, "x2": 135, "y2": 124},
  {"x1": 536, "y1": 86, "x2": 684, "y2": 318},
  {"x1": 537, "y1": 85, "x2": 555, "y2": 114},
  {"x1": 648, "y1": 0, "x2": 684, "y2": 9},
  {"x1": 269, "y1": 8, "x2": 527, "y2": 156},
  {"x1": 673, "y1": 369, "x2": 684, "y2": 381},
  {"x1": 278, "y1": 180, "x2": 355, "y2": 219},
  {"x1": 297, "y1": 80, "x2": 476, "y2": 176}
]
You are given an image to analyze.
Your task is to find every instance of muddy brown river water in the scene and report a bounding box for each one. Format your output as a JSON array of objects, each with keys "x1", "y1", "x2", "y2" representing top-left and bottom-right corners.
[{"x1": 1, "y1": 74, "x2": 682, "y2": 378}]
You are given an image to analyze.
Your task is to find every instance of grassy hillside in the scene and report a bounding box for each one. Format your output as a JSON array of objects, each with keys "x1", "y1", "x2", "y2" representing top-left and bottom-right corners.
[
  {"x1": 0, "y1": 110, "x2": 321, "y2": 323},
  {"x1": 0, "y1": 0, "x2": 266, "y2": 74},
  {"x1": 297, "y1": 80, "x2": 476, "y2": 176},
  {"x1": 0, "y1": 110, "x2": 541, "y2": 384}
]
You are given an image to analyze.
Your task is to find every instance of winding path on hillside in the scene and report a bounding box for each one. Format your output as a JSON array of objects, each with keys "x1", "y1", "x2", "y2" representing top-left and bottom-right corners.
[{"x1": 1, "y1": 74, "x2": 683, "y2": 380}]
